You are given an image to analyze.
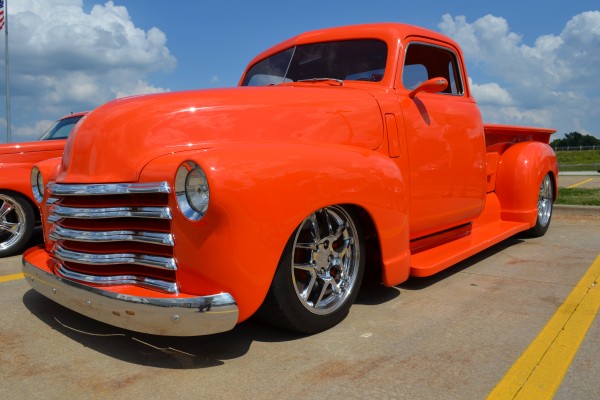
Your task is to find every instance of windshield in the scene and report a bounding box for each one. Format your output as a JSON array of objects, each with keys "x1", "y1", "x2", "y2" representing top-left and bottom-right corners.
[
  {"x1": 39, "y1": 115, "x2": 84, "y2": 140},
  {"x1": 242, "y1": 39, "x2": 387, "y2": 86}
]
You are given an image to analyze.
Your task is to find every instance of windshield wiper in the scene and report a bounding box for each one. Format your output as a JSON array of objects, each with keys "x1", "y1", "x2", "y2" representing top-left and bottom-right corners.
[{"x1": 296, "y1": 78, "x2": 343, "y2": 86}]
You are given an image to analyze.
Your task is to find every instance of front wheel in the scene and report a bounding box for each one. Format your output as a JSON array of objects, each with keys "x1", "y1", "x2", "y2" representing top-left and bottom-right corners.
[
  {"x1": 257, "y1": 205, "x2": 365, "y2": 334},
  {"x1": 527, "y1": 173, "x2": 554, "y2": 237}
]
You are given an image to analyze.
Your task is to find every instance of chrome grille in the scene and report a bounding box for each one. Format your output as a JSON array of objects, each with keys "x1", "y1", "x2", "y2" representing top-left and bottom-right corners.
[{"x1": 47, "y1": 182, "x2": 178, "y2": 293}]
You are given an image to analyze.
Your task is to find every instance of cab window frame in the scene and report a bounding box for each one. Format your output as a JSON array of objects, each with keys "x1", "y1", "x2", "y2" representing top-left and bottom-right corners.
[{"x1": 401, "y1": 41, "x2": 465, "y2": 96}]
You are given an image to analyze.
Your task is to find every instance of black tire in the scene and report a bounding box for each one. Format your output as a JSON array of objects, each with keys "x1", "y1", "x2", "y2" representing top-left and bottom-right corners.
[
  {"x1": 527, "y1": 173, "x2": 554, "y2": 238},
  {"x1": 257, "y1": 206, "x2": 365, "y2": 334},
  {"x1": 0, "y1": 192, "x2": 35, "y2": 257}
]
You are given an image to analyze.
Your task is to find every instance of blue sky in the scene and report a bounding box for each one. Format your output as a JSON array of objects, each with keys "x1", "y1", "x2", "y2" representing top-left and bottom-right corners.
[{"x1": 2, "y1": 0, "x2": 600, "y2": 142}]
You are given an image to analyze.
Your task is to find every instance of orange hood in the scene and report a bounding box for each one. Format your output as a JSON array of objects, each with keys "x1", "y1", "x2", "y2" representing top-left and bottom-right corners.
[{"x1": 58, "y1": 86, "x2": 384, "y2": 183}]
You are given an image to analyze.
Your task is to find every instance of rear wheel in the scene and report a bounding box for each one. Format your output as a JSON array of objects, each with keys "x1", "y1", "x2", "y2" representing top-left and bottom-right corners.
[
  {"x1": 527, "y1": 173, "x2": 554, "y2": 237},
  {"x1": 0, "y1": 193, "x2": 35, "y2": 257},
  {"x1": 258, "y1": 205, "x2": 365, "y2": 333}
]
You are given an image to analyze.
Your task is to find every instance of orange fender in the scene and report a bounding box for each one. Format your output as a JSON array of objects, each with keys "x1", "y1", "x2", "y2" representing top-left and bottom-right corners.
[{"x1": 495, "y1": 142, "x2": 558, "y2": 226}]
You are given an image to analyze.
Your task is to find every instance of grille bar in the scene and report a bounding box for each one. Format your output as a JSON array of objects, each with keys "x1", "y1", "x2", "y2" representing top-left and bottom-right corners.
[
  {"x1": 48, "y1": 181, "x2": 178, "y2": 293},
  {"x1": 54, "y1": 245, "x2": 177, "y2": 271},
  {"x1": 56, "y1": 264, "x2": 178, "y2": 294},
  {"x1": 49, "y1": 225, "x2": 174, "y2": 246},
  {"x1": 49, "y1": 205, "x2": 172, "y2": 221},
  {"x1": 49, "y1": 182, "x2": 171, "y2": 196}
]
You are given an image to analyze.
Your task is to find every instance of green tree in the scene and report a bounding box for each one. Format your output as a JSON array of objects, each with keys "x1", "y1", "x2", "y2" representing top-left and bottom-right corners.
[{"x1": 551, "y1": 131, "x2": 600, "y2": 148}]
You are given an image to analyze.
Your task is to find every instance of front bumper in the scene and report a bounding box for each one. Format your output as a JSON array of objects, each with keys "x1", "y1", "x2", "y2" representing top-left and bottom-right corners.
[{"x1": 22, "y1": 247, "x2": 239, "y2": 336}]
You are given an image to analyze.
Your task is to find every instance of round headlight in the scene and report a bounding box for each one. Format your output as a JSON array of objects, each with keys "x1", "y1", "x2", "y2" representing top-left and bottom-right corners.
[
  {"x1": 31, "y1": 167, "x2": 44, "y2": 203},
  {"x1": 175, "y1": 161, "x2": 209, "y2": 220}
]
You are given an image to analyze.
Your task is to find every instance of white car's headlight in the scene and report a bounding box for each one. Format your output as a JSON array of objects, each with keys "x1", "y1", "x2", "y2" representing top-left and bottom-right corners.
[
  {"x1": 175, "y1": 161, "x2": 209, "y2": 220},
  {"x1": 31, "y1": 167, "x2": 44, "y2": 203}
]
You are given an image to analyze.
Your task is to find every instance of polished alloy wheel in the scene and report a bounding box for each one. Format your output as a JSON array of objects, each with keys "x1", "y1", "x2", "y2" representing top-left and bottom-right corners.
[
  {"x1": 290, "y1": 206, "x2": 361, "y2": 315},
  {"x1": 0, "y1": 194, "x2": 27, "y2": 253},
  {"x1": 537, "y1": 174, "x2": 553, "y2": 228}
]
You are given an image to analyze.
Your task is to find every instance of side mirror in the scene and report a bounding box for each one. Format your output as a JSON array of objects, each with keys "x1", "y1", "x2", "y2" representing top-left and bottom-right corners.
[{"x1": 409, "y1": 77, "x2": 448, "y2": 98}]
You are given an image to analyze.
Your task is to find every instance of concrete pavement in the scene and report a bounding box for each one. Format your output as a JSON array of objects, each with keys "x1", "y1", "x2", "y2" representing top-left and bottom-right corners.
[{"x1": 0, "y1": 211, "x2": 599, "y2": 399}]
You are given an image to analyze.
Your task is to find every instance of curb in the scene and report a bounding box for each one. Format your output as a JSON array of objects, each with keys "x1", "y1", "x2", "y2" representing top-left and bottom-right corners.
[
  {"x1": 554, "y1": 204, "x2": 600, "y2": 218},
  {"x1": 558, "y1": 171, "x2": 600, "y2": 176}
]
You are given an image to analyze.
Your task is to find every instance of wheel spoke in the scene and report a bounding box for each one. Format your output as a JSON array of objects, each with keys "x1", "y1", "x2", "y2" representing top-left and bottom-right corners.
[
  {"x1": 0, "y1": 200, "x2": 14, "y2": 219},
  {"x1": 323, "y1": 209, "x2": 334, "y2": 237},
  {"x1": 329, "y1": 278, "x2": 342, "y2": 295},
  {"x1": 334, "y1": 237, "x2": 353, "y2": 258},
  {"x1": 315, "y1": 279, "x2": 330, "y2": 307},
  {"x1": 303, "y1": 274, "x2": 317, "y2": 300},
  {"x1": 309, "y1": 214, "x2": 321, "y2": 243},
  {"x1": 0, "y1": 221, "x2": 19, "y2": 235},
  {"x1": 296, "y1": 241, "x2": 317, "y2": 250},
  {"x1": 293, "y1": 262, "x2": 314, "y2": 272}
]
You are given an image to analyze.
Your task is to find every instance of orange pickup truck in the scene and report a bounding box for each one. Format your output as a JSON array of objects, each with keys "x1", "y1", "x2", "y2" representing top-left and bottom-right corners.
[
  {"x1": 22, "y1": 23, "x2": 557, "y2": 336},
  {"x1": 0, "y1": 112, "x2": 87, "y2": 257}
]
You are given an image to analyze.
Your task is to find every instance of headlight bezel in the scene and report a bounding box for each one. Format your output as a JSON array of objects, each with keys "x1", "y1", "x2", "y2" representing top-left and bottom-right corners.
[
  {"x1": 175, "y1": 160, "x2": 210, "y2": 221},
  {"x1": 31, "y1": 167, "x2": 45, "y2": 203}
]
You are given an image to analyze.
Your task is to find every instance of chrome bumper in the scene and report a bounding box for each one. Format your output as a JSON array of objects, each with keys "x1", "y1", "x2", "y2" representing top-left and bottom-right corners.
[{"x1": 22, "y1": 254, "x2": 239, "y2": 337}]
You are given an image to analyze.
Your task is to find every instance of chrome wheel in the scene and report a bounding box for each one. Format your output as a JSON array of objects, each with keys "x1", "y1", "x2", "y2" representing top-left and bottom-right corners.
[
  {"x1": 537, "y1": 174, "x2": 553, "y2": 228},
  {"x1": 0, "y1": 193, "x2": 35, "y2": 257},
  {"x1": 527, "y1": 173, "x2": 554, "y2": 237},
  {"x1": 258, "y1": 205, "x2": 365, "y2": 333},
  {"x1": 291, "y1": 206, "x2": 361, "y2": 315}
]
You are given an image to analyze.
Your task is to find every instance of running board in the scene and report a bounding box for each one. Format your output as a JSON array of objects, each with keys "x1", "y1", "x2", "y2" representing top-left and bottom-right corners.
[{"x1": 409, "y1": 219, "x2": 530, "y2": 277}]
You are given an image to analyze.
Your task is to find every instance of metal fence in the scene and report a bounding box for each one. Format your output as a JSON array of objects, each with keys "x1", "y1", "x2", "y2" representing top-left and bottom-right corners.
[{"x1": 553, "y1": 145, "x2": 600, "y2": 151}]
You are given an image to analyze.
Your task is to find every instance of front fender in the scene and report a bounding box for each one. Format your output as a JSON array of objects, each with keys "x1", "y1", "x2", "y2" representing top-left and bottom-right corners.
[
  {"x1": 0, "y1": 163, "x2": 38, "y2": 204},
  {"x1": 140, "y1": 143, "x2": 410, "y2": 321},
  {"x1": 495, "y1": 142, "x2": 558, "y2": 226}
]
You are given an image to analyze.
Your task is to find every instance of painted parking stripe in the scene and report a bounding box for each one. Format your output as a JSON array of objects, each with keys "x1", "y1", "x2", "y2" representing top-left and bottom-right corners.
[
  {"x1": 0, "y1": 273, "x2": 24, "y2": 283},
  {"x1": 567, "y1": 178, "x2": 593, "y2": 189},
  {"x1": 488, "y1": 254, "x2": 600, "y2": 399}
]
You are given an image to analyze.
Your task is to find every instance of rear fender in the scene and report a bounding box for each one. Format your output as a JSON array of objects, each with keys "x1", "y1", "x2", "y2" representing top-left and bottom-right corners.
[{"x1": 495, "y1": 142, "x2": 558, "y2": 226}]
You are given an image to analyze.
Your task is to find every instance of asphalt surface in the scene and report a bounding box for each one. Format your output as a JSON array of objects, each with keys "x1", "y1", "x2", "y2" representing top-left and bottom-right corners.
[
  {"x1": 1, "y1": 210, "x2": 599, "y2": 399},
  {"x1": 558, "y1": 172, "x2": 600, "y2": 189}
]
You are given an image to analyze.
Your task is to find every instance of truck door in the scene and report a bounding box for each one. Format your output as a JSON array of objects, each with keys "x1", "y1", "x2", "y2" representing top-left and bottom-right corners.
[{"x1": 398, "y1": 40, "x2": 487, "y2": 239}]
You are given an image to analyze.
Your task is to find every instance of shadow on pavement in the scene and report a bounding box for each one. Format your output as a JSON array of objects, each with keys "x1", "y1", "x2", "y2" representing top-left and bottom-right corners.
[
  {"x1": 20, "y1": 234, "x2": 526, "y2": 369},
  {"x1": 22, "y1": 290, "x2": 305, "y2": 369}
]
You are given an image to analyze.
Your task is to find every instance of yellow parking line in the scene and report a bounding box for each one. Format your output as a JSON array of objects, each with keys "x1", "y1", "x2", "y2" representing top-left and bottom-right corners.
[
  {"x1": 0, "y1": 273, "x2": 25, "y2": 283},
  {"x1": 567, "y1": 178, "x2": 593, "y2": 189},
  {"x1": 487, "y1": 254, "x2": 600, "y2": 399}
]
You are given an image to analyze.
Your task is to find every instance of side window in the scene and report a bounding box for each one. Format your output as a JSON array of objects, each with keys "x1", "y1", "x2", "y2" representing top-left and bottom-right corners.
[{"x1": 402, "y1": 43, "x2": 464, "y2": 95}]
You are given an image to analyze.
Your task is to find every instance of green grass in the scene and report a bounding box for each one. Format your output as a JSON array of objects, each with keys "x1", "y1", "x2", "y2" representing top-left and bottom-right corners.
[
  {"x1": 556, "y1": 187, "x2": 600, "y2": 206},
  {"x1": 556, "y1": 150, "x2": 600, "y2": 171}
]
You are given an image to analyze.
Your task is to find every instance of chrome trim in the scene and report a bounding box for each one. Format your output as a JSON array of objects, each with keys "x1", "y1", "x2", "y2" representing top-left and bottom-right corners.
[
  {"x1": 49, "y1": 182, "x2": 171, "y2": 196},
  {"x1": 0, "y1": 194, "x2": 28, "y2": 252},
  {"x1": 49, "y1": 225, "x2": 174, "y2": 246},
  {"x1": 402, "y1": 41, "x2": 465, "y2": 96},
  {"x1": 23, "y1": 254, "x2": 239, "y2": 336},
  {"x1": 31, "y1": 167, "x2": 44, "y2": 203},
  {"x1": 53, "y1": 246, "x2": 177, "y2": 271},
  {"x1": 48, "y1": 205, "x2": 172, "y2": 221},
  {"x1": 56, "y1": 264, "x2": 178, "y2": 294}
]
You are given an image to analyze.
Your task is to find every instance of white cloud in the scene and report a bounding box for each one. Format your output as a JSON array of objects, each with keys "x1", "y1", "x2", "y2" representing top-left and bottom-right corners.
[
  {"x1": 0, "y1": 118, "x2": 56, "y2": 143},
  {"x1": 469, "y1": 78, "x2": 514, "y2": 106},
  {"x1": 439, "y1": 12, "x2": 600, "y2": 137},
  {"x1": 1, "y1": 0, "x2": 176, "y2": 142}
]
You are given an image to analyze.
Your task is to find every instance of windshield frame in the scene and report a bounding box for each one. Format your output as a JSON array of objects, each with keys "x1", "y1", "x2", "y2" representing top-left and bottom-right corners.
[
  {"x1": 38, "y1": 114, "x2": 85, "y2": 141},
  {"x1": 241, "y1": 39, "x2": 389, "y2": 86}
]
